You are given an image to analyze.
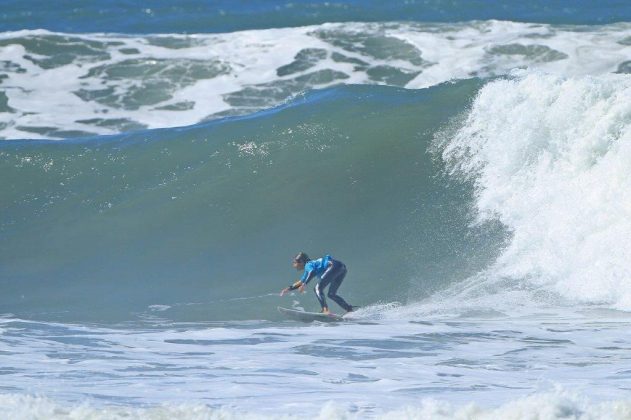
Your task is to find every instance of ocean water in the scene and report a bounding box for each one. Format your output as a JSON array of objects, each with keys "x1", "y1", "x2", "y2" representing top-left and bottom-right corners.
[{"x1": 2, "y1": 1, "x2": 631, "y2": 419}]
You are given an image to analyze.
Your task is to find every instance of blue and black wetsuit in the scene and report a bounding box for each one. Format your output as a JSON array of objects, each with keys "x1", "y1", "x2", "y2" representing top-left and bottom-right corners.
[{"x1": 299, "y1": 255, "x2": 352, "y2": 312}]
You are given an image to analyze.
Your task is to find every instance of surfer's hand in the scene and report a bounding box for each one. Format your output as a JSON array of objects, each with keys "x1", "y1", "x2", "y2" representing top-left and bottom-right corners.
[
  {"x1": 298, "y1": 284, "x2": 306, "y2": 293},
  {"x1": 280, "y1": 287, "x2": 289, "y2": 296}
]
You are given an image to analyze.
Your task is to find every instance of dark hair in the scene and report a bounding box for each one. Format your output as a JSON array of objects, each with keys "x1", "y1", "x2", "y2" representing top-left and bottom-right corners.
[{"x1": 293, "y1": 252, "x2": 310, "y2": 264}]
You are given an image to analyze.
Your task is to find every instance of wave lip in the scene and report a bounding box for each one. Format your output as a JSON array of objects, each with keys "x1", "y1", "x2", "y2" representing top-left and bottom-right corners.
[{"x1": 440, "y1": 71, "x2": 631, "y2": 310}]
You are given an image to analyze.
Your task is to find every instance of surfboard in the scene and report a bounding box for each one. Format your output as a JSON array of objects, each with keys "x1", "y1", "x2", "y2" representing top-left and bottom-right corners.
[{"x1": 277, "y1": 306, "x2": 344, "y2": 322}]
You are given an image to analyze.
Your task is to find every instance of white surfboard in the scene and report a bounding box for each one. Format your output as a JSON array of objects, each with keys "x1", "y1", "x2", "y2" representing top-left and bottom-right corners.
[{"x1": 277, "y1": 306, "x2": 344, "y2": 322}]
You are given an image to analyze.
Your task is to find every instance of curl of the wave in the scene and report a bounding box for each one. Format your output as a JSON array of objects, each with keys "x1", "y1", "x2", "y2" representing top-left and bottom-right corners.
[{"x1": 439, "y1": 71, "x2": 631, "y2": 311}]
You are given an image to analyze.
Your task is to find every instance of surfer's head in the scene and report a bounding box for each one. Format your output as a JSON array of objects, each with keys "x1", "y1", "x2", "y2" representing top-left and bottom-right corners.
[{"x1": 292, "y1": 252, "x2": 310, "y2": 269}]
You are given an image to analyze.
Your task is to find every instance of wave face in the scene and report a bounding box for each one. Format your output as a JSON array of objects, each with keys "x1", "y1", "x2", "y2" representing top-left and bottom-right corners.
[
  {"x1": 1, "y1": 21, "x2": 631, "y2": 140},
  {"x1": 4, "y1": 71, "x2": 631, "y2": 321},
  {"x1": 438, "y1": 72, "x2": 631, "y2": 312},
  {"x1": 0, "y1": 81, "x2": 507, "y2": 321}
]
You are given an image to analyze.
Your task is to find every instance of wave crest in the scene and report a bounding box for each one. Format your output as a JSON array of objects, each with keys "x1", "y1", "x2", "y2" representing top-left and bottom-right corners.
[{"x1": 441, "y1": 72, "x2": 631, "y2": 310}]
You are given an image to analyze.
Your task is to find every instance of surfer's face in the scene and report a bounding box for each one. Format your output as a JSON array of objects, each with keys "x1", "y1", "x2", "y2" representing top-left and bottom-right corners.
[{"x1": 292, "y1": 260, "x2": 305, "y2": 270}]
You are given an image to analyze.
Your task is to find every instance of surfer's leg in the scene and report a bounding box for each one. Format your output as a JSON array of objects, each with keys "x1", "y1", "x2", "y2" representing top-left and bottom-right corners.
[
  {"x1": 317, "y1": 260, "x2": 342, "y2": 312},
  {"x1": 326, "y1": 264, "x2": 352, "y2": 312},
  {"x1": 314, "y1": 279, "x2": 331, "y2": 312}
]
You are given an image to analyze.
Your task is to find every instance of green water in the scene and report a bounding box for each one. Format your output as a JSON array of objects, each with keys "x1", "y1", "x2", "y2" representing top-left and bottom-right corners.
[{"x1": 0, "y1": 82, "x2": 506, "y2": 321}]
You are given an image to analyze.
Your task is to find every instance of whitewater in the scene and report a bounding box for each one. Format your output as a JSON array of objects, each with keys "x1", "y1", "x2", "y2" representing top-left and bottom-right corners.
[
  {"x1": 3, "y1": 2, "x2": 631, "y2": 419},
  {"x1": 1, "y1": 21, "x2": 631, "y2": 140}
]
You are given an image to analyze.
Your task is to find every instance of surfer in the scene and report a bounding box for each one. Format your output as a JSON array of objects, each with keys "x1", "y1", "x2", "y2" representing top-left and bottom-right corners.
[{"x1": 280, "y1": 252, "x2": 355, "y2": 314}]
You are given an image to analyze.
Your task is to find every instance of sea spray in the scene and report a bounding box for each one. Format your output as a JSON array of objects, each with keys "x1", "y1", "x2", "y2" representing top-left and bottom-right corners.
[{"x1": 440, "y1": 72, "x2": 631, "y2": 309}]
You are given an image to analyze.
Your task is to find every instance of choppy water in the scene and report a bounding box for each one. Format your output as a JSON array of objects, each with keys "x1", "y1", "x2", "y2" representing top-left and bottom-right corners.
[
  {"x1": 2, "y1": 1, "x2": 631, "y2": 419},
  {"x1": 1, "y1": 21, "x2": 631, "y2": 140},
  {"x1": 2, "y1": 309, "x2": 631, "y2": 418}
]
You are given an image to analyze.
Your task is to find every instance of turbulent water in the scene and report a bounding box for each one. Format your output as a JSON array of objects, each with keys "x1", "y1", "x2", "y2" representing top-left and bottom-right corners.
[
  {"x1": 1, "y1": 21, "x2": 631, "y2": 140},
  {"x1": 2, "y1": 1, "x2": 631, "y2": 419}
]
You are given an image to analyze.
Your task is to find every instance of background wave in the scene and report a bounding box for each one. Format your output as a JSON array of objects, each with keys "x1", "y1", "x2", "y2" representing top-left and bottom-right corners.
[
  {"x1": 1, "y1": 21, "x2": 631, "y2": 140},
  {"x1": 2, "y1": 0, "x2": 630, "y2": 34}
]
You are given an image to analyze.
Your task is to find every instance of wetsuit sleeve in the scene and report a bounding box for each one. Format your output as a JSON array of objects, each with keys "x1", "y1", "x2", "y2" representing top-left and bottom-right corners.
[
  {"x1": 287, "y1": 267, "x2": 314, "y2": 290},
  {"x1": 301, "y1": 269, "x2": 317, "y2": 285}
]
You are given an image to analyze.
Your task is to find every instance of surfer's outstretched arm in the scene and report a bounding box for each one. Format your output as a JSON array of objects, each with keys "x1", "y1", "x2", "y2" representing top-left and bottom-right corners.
[{"x1": 281, "y1": 262, "x2": 316, "y2": 296}]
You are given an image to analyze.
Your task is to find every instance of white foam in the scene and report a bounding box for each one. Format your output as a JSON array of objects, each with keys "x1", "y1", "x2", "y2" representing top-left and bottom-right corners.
[
  {"x1": 440, "y1": 71, "x2": 631, "y2": 310},
  {"x1": 2, "y1": 389, "x2": 631, "y2": 419},
  {"x1": 2, "y1": 311, "x2": 631, "y2": 414},
  {"x1": 1, "y1": 21, "x2": 631, "y2": 139}
]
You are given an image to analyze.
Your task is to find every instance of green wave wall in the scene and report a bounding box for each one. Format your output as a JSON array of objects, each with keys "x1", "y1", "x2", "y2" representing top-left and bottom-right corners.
[{"x1": 0, "y1": 82, "x2": 506, "y2": 321}]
